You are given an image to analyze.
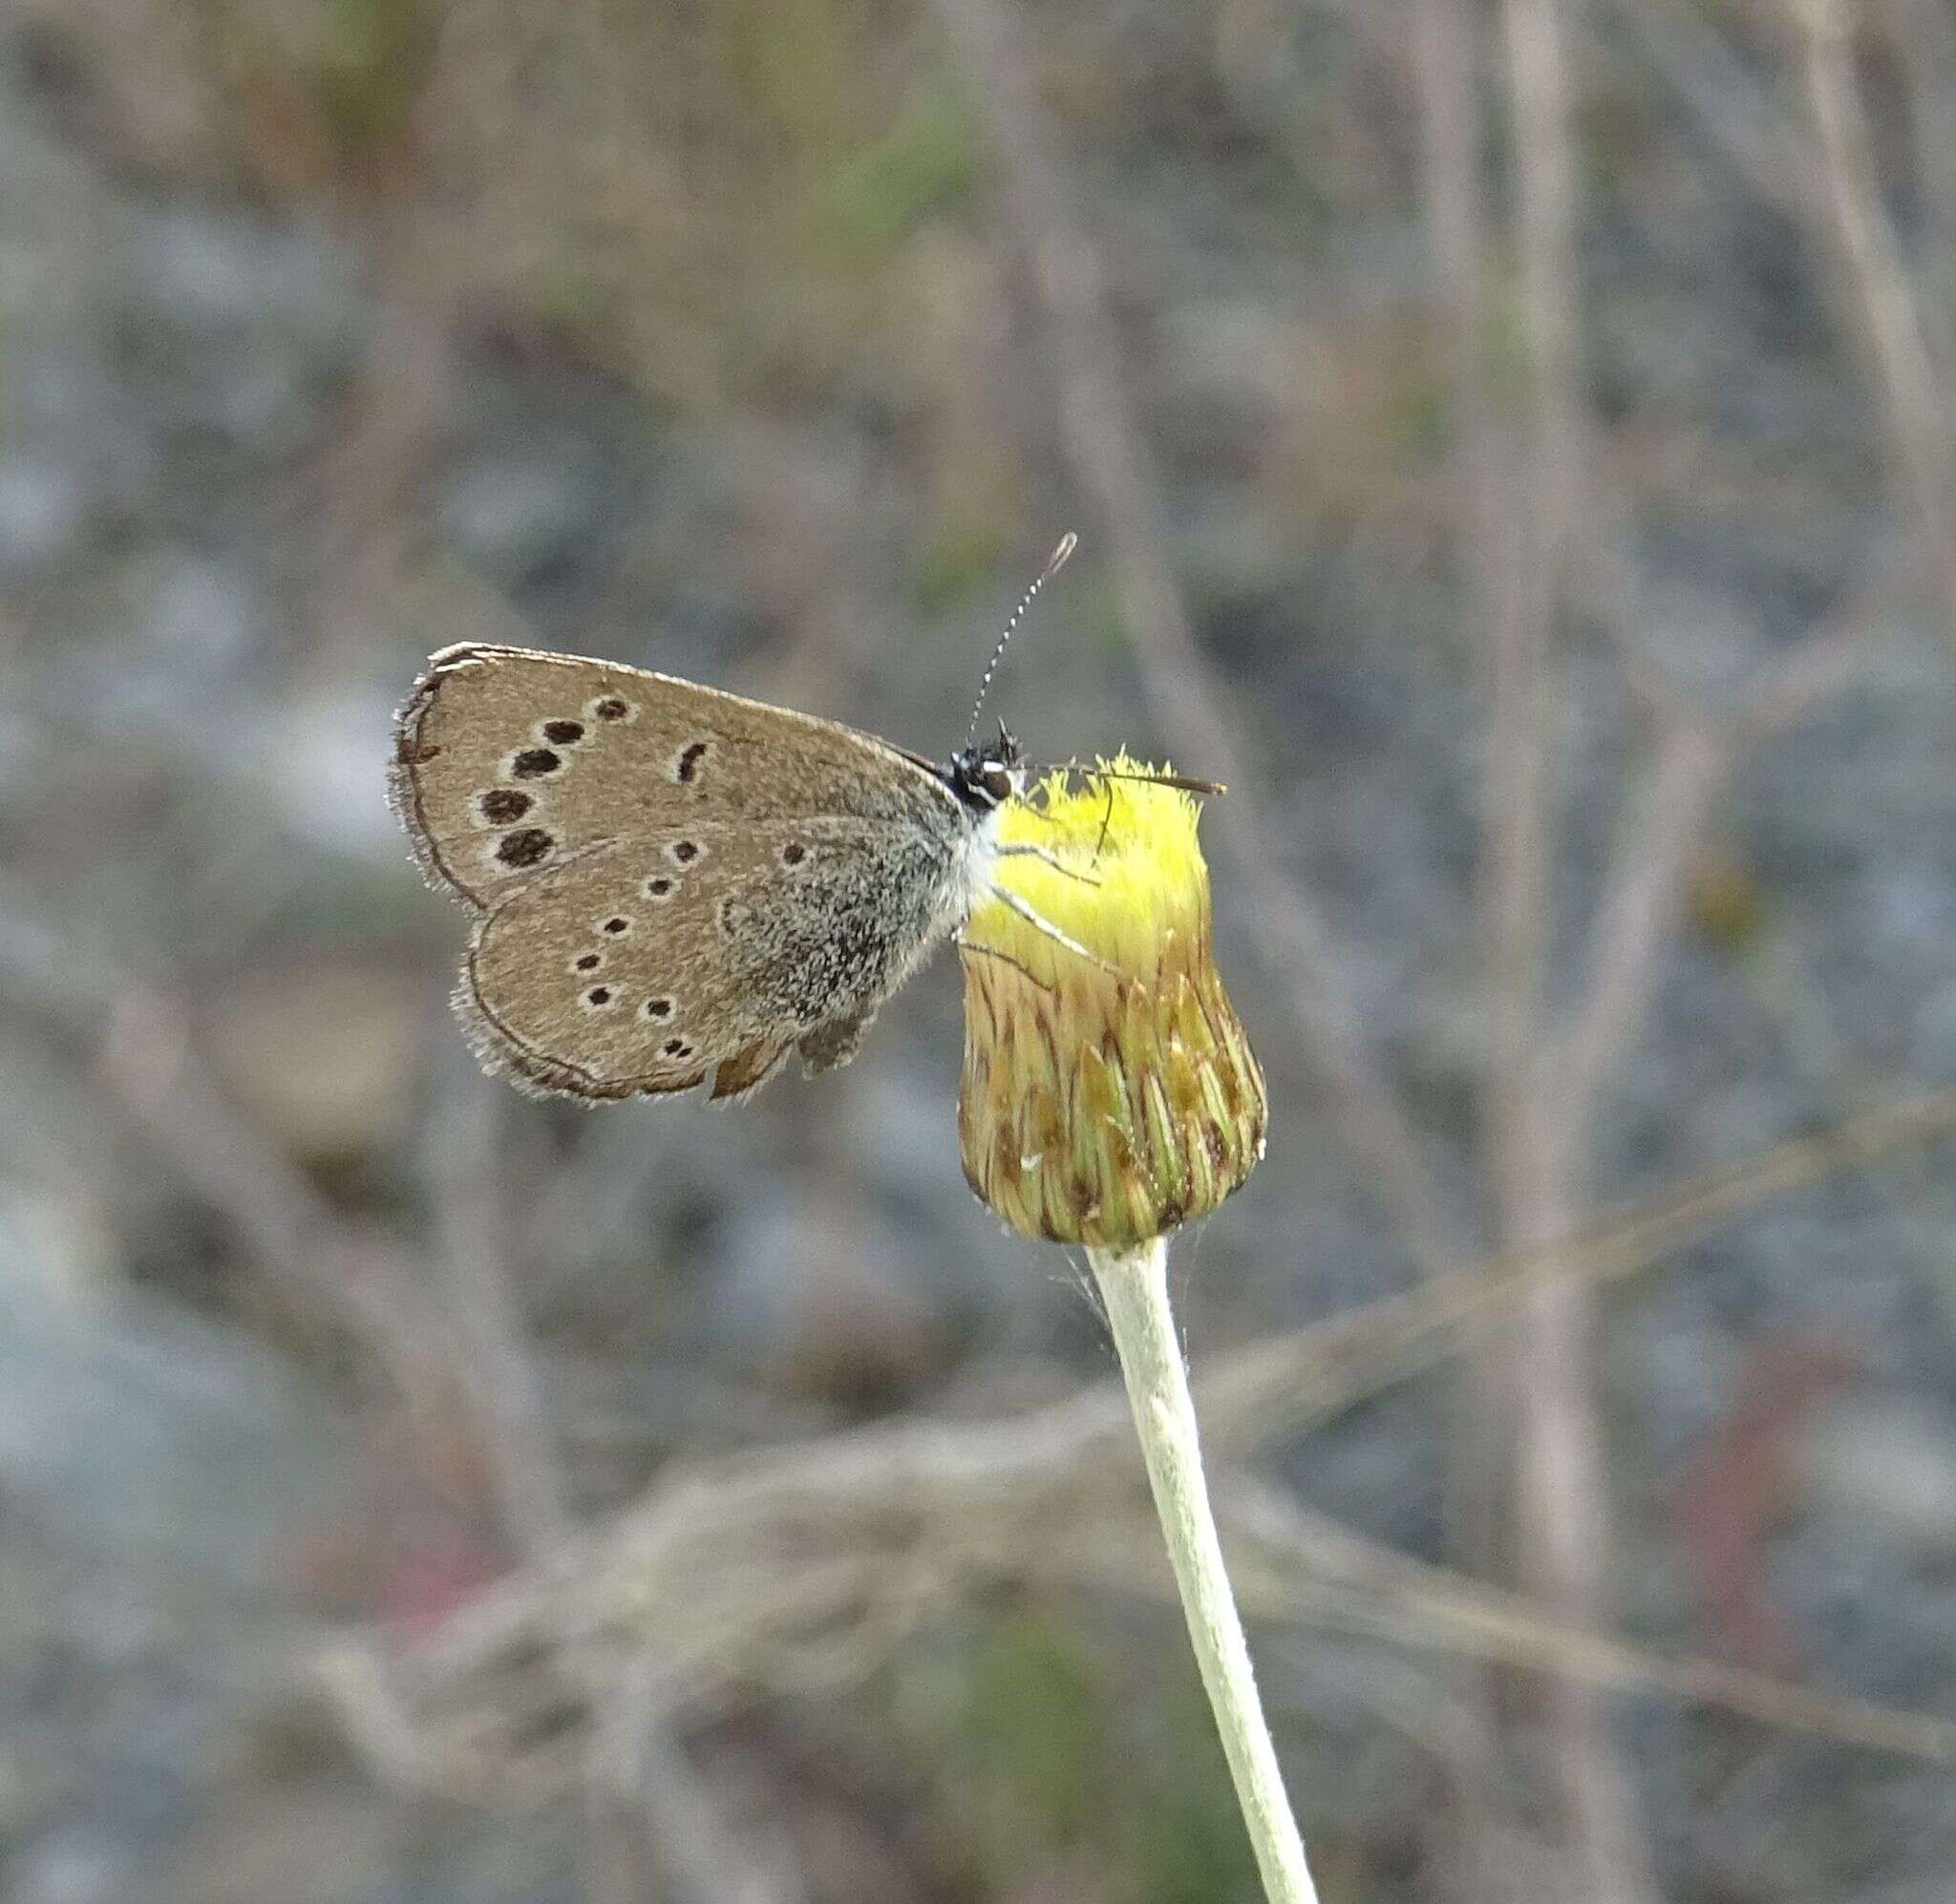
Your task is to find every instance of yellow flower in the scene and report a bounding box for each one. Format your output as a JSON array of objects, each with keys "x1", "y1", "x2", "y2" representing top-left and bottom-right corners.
[{"x1": 958, "y1": 757, "x2": 1267, "y2": 1247}]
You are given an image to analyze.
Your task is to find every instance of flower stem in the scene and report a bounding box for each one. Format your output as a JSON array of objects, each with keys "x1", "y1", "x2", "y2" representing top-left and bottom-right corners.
[{"x1": 1088, "y1": 1240, "x2": 1320, "y2": 1904}]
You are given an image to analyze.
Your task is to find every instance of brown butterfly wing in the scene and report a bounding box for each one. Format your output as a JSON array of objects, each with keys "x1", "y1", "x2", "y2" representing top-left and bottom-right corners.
[
  {"x1": 389, "y1": 645, "x2": 967, "y2": 1103},
  {"x1": 460, "y1": 818, "x2": 956, "y2": 1101},
  {"x1": 389, "y1": 643, "x2": 949, "y2": 907}
]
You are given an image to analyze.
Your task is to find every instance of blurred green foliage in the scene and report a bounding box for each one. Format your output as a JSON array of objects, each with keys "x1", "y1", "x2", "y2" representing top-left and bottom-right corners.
[
  {"x1": 895, "y1": 1613, "x2": 1260, "y2": 1899},
  {"x1": 827, "y1": 89, "x2": 983, "y2": 253},
  {"x1": 310, "y1": 0, "x2": 434, "y2": 153}
]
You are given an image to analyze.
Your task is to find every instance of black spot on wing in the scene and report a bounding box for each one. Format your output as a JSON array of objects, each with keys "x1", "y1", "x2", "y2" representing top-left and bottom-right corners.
[
  {"x1": 498, "y1": 828, "x2": 553, "y2": 868},
  {"x1": 479, "y1": 788, "x2": 532, "y2": 824}
]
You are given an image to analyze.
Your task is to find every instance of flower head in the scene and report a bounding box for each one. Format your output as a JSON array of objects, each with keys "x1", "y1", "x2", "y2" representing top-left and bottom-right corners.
[{"x1": 958, "y1": 757, "x2": 1266, "y2": 1247}]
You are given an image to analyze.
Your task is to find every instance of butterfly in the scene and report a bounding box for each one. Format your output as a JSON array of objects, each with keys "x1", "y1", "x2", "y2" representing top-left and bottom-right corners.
[{"x1": 389, "y1": 538, "x2": 1084, "y2": 1103}]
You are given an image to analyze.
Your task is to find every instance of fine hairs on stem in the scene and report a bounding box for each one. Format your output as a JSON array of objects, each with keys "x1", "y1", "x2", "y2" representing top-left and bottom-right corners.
[{"x1": 1087, "y1": 1238, "x2": 1320, "y2": 1904}]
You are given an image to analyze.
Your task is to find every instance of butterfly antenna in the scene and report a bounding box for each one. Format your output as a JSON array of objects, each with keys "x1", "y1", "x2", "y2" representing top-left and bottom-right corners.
[{"x1": 967, "y1": 532, "x2": 1076, "y2": 743}]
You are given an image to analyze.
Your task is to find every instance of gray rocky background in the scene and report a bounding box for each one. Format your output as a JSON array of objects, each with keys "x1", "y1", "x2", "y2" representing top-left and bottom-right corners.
[{"x1": 2, "y1": 0, "x2": 1955, "y2": 1898}]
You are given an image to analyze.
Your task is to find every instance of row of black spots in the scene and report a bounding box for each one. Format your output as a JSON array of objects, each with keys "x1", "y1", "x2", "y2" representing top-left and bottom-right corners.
[
  {"x1": 578, "y1": 982, "x2": 679, "y2": 1017},
  {"x1": 574, "y1": 976, "x2": 647, "y2": 1010},
  {"x1": 568, "y1": 912, "x2": 636, "y2": 978},
  {"x1": 505, "y1": 710, "x2": 604, "y2": 785},
  {"x1": 575, "y1": 982, "x2": 693, "y2": 1060},
  {"x1": 634, "y1": 840, "x2": 706, "y2": 903},
  {"x1": 478, "y1": 706, "x2": 618, "y2": 870},
  {"x1": 472, "y1": 773, "x2": 558, "y2": 870}
]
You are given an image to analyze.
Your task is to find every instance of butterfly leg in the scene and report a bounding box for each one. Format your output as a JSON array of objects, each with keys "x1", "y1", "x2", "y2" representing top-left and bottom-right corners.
[
  {"x1": 993, "y1": 842, "x2": 1102, "y2": 886},
  {"x1": 1010, "y1": 794, "x2": 1108, "y2": 865},
  {"x1": 797, "y1": 1010, "x2": 873, "y2": 1076},
  {"x1": 1019, "y1": 776, "x2": 1114, "y2": 861},
  {"x1": 956, "y1": 938, "x2": 1059, "y2": 995},
  {"x1": 980, "y1": 883, "x2": 1118, "y2": 974}
]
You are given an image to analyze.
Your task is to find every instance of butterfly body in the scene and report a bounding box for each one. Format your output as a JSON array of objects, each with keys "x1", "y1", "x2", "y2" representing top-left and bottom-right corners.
[{"x1": 390, "y1": 643, "x2": 1018, "y2": 1103}]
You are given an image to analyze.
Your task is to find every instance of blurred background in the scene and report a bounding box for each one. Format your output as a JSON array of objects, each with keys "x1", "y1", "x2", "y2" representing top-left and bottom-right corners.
[{"x1": 4, "y1": 0, "x2": 1956, "y2": 1898}]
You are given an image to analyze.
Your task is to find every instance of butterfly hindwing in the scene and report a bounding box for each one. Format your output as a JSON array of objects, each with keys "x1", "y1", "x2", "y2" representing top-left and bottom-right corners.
[{"x1": 459, "y1": 817, "x2": 960, "y2": 1102}]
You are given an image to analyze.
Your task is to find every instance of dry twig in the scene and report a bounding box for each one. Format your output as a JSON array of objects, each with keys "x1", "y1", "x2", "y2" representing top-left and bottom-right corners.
[
  {"x1": 1792, "y1": 0, "x2": 1956, "y2": 658},
  {"x1": 319, "y1": 1088, "x2": 1956, "y2": 1799}
]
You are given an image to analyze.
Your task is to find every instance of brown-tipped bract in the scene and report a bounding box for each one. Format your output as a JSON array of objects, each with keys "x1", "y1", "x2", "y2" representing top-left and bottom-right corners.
[{"x1": 958, "y1": 760, "x2": 1265, "y2": 1247}]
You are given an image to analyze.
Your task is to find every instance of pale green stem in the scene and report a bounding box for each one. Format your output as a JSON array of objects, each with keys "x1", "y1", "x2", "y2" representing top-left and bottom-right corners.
[{"x1": 1088, "y1": 1239, "x2": 1320, "y2": 1904}]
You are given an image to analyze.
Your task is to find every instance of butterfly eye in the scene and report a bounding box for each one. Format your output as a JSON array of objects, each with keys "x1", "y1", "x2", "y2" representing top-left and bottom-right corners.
[{"x1": 980, "y1": 764, "x2": 1013, "y2": 804}]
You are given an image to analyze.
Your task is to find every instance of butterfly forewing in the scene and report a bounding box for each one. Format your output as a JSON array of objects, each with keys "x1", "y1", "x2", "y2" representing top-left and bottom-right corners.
[
  {"x1": 390, "y1": 645, "x2": 971, "y2": 1102},
  {"x1": 392, "y1": 644, "x2": 951, "y2": 905}
]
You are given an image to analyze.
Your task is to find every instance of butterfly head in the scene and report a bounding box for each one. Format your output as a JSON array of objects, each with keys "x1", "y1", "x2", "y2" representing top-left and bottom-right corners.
[{"x1": 947, "y1": 721, "x2": 1024, "y2": 812}]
